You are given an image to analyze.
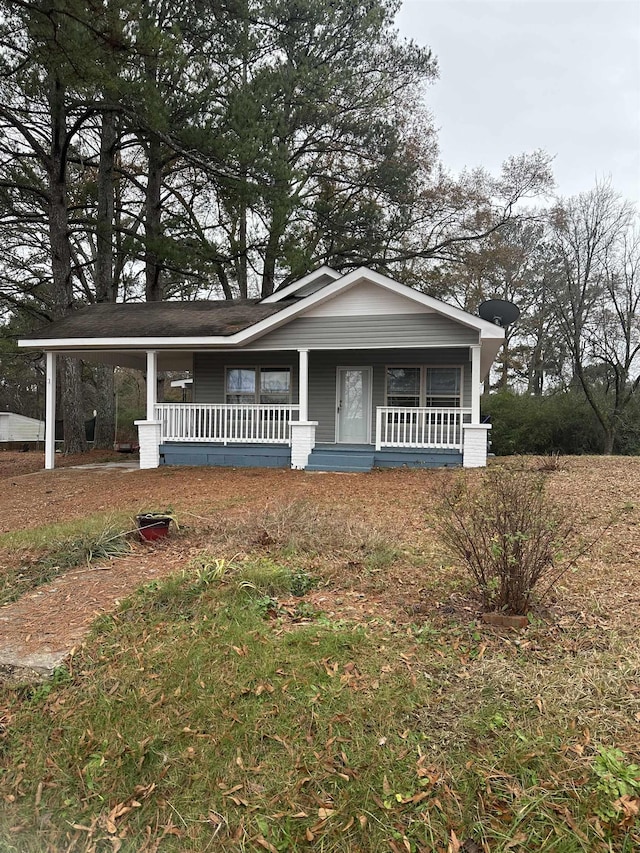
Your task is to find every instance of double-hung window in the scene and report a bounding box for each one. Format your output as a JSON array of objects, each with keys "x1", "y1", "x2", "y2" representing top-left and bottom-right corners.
[
  {"x1": 425, "y1": 367, "x2": 461, "y2": 407},
  {"x1": 385, "y1": 366, "x2": 462, "y2": 408},
  {"x1": 386, "y1": 367, "x2": 421, "y2": 407},
  {"x1": 226, "y1": 367, "x2": 291, "y2": 405}
]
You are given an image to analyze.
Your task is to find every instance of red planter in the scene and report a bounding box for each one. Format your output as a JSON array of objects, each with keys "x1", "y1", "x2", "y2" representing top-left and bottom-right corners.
[{"x1": 137, "y1": 514, "x2": 172, "y2": 542}]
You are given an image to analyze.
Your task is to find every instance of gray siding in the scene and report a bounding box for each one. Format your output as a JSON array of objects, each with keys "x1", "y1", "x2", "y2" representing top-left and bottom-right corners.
[
  {"x1": 193, "y1": 351, "x2": 298, "y2": 404},
  {"x1": 194, "y1": 348, "x2": 472, "y2": 445},
  {"x1": 243, "y1": 314, "x2": 479, "y2": 350}
]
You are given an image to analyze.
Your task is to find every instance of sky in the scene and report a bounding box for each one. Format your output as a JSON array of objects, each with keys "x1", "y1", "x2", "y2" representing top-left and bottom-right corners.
[{"x1": 394, "y1": 0, "x2": 640, "y2": 205}]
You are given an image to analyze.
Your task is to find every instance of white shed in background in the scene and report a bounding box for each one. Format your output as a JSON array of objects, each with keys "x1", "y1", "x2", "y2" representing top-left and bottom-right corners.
[{"x1": 0, "y1": 412, "x2": 45, "y2": 443}]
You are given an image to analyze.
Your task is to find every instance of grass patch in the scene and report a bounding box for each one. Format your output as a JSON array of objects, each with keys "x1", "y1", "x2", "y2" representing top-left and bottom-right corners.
[
  {"x1": 0, "y1": 566, "x2": 638, "y2": 852},
  {"x1": 0, "y1": 513, "x2": 133, "y2": 604},
  {"x1": 211, "y1": 498, "x2": 401, "y2": 562},
  {"x1": 204, "y1": 499, "x2": 407, "y2": 599}
]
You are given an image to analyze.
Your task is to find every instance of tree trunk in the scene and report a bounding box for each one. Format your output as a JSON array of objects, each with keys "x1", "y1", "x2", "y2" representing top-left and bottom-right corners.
[
  {"x1": 262, "y1": 196, "x2": 289, "y2": 297},
  {"x1": 145, "y1": 134, "x2": 163, "y2": 301},
  {"x1": 603, "y1": 428, "x2": 615, "y2": 455},
  {"x1": 59, "y1": 356, "x2": 88, "y2": 453},
  {"x1": 94, "y1": 109, "x2": 117, "y2": 448},
  {"x1": 94, "y1": 364, "x2": 116, "y2": 449},
  {"x1": 216, "y1": 263, "x2": 233, "y2": 300},
  {"x1": 261, "y1": 143, "x2": 291, "y2": 297},
  {"x1": 527, "y1": 338, "x2": 545, "y2": 395},
  {"x1": 237, "y1": 202, "x2": 248, "y2": 299},
  {"x1": 498, "y1": 335, "x2": 510, "y2": 390},
  {"x1": 47, "y1": 73, "x2": 87, "y2": 454},
  {"x1": 96, "y1": 110, "x2": 117, "y2": 303}
]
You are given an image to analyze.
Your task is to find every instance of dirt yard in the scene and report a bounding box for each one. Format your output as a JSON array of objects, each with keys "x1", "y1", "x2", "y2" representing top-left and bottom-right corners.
[{"x1": 1, "y1": 449, "x2": 640, "y2": 673}]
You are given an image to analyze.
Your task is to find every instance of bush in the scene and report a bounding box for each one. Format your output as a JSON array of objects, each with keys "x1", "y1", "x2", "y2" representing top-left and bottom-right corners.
[
  {"x1": 437, "y1": 468, "x2": 573, "y2": 615},
  {"x1": 483, "y1": 390, "x2": 604, "y2": 455}
]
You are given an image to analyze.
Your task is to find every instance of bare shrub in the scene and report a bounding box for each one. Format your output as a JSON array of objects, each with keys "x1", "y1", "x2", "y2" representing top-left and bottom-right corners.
[
  {"x1": 533, "y1": 451, "x2": 565, "y2": 473},
  {"x1": 437, "y1": 469, "x2": 574, "y2": 615}
]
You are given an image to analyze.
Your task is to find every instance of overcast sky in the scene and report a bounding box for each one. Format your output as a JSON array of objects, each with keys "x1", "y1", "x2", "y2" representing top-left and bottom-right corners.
[{"x1": 395, "y1": 0, "x2": 640, "y2": 206}]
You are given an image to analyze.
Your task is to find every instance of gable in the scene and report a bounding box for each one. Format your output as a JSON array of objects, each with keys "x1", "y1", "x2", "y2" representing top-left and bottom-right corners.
[
  {"x1": 243, "y1": 313, "x2": 479, "y2": 350},
  {"x1": 301, "y1": 280, "x2": 434, "y2": 318}
]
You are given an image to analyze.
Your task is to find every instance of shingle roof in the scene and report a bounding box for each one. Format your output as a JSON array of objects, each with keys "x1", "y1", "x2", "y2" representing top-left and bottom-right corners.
[{"x1": 28, "y1": 299, "x2": 295, "y2": 340}]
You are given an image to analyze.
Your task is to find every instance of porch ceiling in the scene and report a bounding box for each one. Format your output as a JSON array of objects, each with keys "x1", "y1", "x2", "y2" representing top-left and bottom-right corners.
[
  {"x1": 44, "y1": 341, "x2": 499, "y2": 379},
  {"x1": 69, "y1": 349, "x2": 194, "y2": 372}
]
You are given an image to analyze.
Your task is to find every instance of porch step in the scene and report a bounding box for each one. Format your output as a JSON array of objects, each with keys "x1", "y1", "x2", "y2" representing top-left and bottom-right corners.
[{"x1": 305, "y1": 447, "x2": 374, "y2": 473}]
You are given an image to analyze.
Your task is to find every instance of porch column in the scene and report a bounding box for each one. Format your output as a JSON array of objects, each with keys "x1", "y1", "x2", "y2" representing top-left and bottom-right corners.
[
  {"x1": 298, "y1": 348, "x2": 309, "y2": 421},
  {"x1": 470, "y1": 344, "x2": 481, "y2": 423},
  {"x1": 146, "y1": 350, "x2": 157, "y2": 420},
  {"x1": 291, "y1": 421, "x2": 318, "y2": 469},
  {"x1": 135, "y1": 419, "x2": 162, "y2": 469},
  {"x1": 44, "y1": 351, "x2": 57, "y2": 470},
  {"x1": 464, "y1": 344, "x2": 489, "y2": 467},
  {"x1": 135, "y1": 350, "x2": 161, "y2": 469},
  {"x1": 463, "y1": 424, "x2": 491, "y2": 468}
]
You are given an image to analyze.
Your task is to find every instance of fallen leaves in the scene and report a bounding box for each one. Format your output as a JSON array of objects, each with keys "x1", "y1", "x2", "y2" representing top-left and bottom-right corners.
[{"x1": 613, "y1": 794, "x2": 640, "y2": 828}]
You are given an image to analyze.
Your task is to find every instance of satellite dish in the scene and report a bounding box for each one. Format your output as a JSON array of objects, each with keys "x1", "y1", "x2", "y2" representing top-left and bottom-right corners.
[{"x1": 478, "y1": 299, "x2": 520, "y2": 327}]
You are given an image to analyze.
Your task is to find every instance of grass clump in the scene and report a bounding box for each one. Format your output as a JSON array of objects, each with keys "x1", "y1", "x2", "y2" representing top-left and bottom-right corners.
[
  {"x1": 0, "y1": 515, "x2": 133, "y2": 604},
  {"x1": 235, "y1": 557, "x2": 316, "y2": 599}
]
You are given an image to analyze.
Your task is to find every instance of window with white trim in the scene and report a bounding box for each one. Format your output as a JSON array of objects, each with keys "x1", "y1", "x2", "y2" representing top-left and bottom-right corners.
[
  {"x1": 385, "y1": 366, "x2": 462, "y2": 407},
  {"x1": 386, "y1": 367, "x2": 421, "y2": 407},
  {"x1": 425, "y1": 367, "x2": 461, "y2": 407},
  {"x1": 226, "y1": 367, "x2": 291, "y2": 404}
]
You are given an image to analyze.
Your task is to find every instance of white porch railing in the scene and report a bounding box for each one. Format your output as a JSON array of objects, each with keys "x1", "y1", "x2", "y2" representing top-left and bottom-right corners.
[
  {"x1": 155, "y1": 403, "x2": 300, "y2": 444},
  {"x1": 375, "y1": 407, "x2": 472, "y2": 451}
]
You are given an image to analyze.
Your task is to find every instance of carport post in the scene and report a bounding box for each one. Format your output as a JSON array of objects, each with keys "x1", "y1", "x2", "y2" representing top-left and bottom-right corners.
[{"x1": 45, "y1": 351, "x2": 57, "y2": 470}]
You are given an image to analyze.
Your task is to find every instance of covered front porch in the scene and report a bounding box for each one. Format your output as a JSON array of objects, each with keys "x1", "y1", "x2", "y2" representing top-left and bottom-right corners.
[
  {"x1": 139, "y1": 341, "x2": 489, "y2": 470},
  {"x1": 38, "y1": 345, "x2": 489, "y2": 470},
  {"x1": 154, "y1": 406, "x2": 471, "y2": 470}
]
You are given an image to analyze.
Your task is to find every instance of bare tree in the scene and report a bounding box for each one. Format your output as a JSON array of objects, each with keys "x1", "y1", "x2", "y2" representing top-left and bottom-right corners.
[{"x1": 548, "y1": 181, "x2": 639, "y2": 453}]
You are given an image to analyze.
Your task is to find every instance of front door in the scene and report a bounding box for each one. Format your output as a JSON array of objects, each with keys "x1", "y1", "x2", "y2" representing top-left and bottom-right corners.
[{"x1": 336, "y1": 367, "x2": 372, "y2": 444}]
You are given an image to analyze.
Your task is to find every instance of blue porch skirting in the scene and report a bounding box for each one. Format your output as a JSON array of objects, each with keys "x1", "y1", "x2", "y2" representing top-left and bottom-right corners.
[
  {"x1": 160, "y1": 442, "x2": 461, "y2": 471},
  {"x1": 160, "y1": 442, "x2": 292, "y2": 468}
]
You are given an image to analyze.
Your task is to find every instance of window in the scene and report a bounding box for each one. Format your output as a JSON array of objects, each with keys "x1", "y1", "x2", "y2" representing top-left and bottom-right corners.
[
  {"x1": 260, "y1": 369, "x2": 291, "y2": 404},
  {"x1": 226, "y1": 368, "x2": 255, "y2": 404},
  {"x1": 386, "y1": 367, "x2": 421, "y2": 407},
  {"x1": 426, "y1": 367, "x2": 461, "y2": 407},
  {"x1": 385, "y1": 366, "x2": 462, "y2": 407},
  {"x1": 226, "y1": 367, "x2": 291, "y2": 404}
]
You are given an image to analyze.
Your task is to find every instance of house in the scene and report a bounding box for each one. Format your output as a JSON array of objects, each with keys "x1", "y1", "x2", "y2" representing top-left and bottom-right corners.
[
  {"x1": 0, "y1": 412, "x2": 45, "y2": 444},
  {"x1": 18, "y1": 266, "x2": 503, "y2": 472}
]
